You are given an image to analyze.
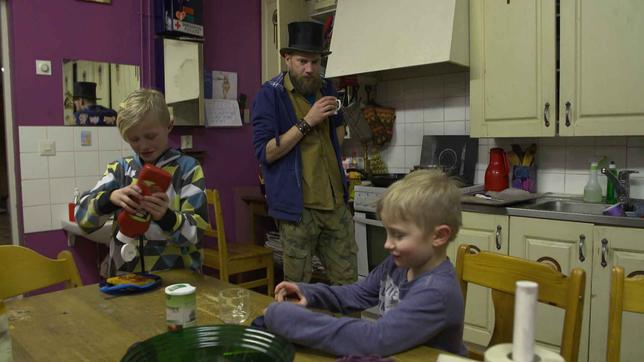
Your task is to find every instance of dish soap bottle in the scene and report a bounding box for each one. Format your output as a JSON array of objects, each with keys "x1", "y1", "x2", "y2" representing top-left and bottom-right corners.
[
  {"x1": 583, "y1": 161, "x2": 603, "y2": 203},
  {"x1": 605, "y1": 161, "x2": 618, "y2": 204}
]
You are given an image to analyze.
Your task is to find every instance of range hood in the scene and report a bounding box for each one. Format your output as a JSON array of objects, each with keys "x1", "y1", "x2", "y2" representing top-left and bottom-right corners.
[{"x1": 325, "y1": 0, "x2": 469, "y2": 81}]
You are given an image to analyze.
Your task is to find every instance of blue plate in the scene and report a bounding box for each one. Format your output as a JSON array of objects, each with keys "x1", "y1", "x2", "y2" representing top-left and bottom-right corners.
[{"x1": 99, "y1": 273, "x2": 162, "y2": 295}]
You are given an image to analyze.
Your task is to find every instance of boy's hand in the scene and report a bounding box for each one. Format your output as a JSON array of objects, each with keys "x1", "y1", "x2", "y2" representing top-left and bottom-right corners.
[
  {"x1": 140, "y1": 192, "x2": 170, "y2": 221},
  {"x1": 110, "y1": 185, "x2": 142, "y2": 214},
  {"x1": 274, "y1": 281, "x2": 307, "y2": 306}
]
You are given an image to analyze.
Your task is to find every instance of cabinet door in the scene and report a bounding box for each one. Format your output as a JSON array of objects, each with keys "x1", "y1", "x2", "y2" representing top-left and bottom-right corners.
[
  {"x1": 448, "y1": 212, "x2": 509, "y2": 347},
  {"x1": 589, "y1": 226, "x2": 644, "y2": 362},
  {"x1": 560, "y1": 0, "x2": 644, "y2": 136},
  {"x1": 469, "y1": 0, "x2": 556, "y2": 137},
  {"x1": 509, "y1": 217, "x2": 592, "y2": 362},
  {"x1": 261, "y1": 0, "x2": 279, "y2": 83}
]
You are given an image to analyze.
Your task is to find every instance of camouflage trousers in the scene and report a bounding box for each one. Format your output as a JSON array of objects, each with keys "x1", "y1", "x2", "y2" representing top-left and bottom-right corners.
[{"x1": 278, "y1": 205, "x2": 358, "y2": 285}]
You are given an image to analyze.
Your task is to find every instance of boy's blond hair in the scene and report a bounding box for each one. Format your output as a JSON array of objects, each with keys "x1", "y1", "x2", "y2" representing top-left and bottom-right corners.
[
  {"x1": 116, "y1": 88, "x2": 170, "y2": 138},
  {"x1": 377, "y1": 169, "x2": 462, "y2": 241}
]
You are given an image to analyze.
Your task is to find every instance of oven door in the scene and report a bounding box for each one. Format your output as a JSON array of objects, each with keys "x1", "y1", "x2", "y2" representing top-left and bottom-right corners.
[{"x1": 353, "y1": 212, "x2": 389, "y2": 278}]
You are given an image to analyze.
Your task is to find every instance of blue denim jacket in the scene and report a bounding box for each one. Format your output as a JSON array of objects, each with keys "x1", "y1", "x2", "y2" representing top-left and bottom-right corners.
[{"x1": 251, "y1": 72, "x2": 347, "y2": 222}]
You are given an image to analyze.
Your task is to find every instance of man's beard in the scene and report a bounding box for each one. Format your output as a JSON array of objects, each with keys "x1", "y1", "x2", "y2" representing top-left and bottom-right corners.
[{"x1": 290, "y1": 72, "x2": 322, "y2": 96}]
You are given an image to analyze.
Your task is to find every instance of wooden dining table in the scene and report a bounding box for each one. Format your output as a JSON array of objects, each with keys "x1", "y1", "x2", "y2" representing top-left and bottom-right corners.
[{"x1": 6, "y1": 270, "x2": 445, "y2": 361}]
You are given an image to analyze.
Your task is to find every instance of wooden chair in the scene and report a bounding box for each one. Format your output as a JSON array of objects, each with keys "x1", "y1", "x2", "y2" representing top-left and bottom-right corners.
[
  {"x1": 202, "y1": 189, "x2": 274, "y2": 295},
  {"x1": 606, "y1": 266, "x2": 644, "y2": 362},
  {"x1": 455, "y1": 244, "x2": 585, "y2": 362},
  {"x1": 0, "y1": 246, "x2": 82, "y2": 300}
]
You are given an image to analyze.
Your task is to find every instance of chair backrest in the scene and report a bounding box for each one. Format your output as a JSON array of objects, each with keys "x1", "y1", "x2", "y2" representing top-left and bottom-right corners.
[
  {"x1": 606, "y1": 266, "x2": 644, "y2": 362},
  {"x1": 204, "y1": 188, "x2": 228, "y2": 262},
  {"x1": 0, "y1": 246, "x2": 83, "y2": 300},
  {"x1": 455, "y1": 244, "x2": 585, "y2": 362}
]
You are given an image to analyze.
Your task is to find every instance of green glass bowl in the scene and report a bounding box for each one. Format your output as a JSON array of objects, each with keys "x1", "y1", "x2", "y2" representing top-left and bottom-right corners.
[{"x1": 121, "y1": 324, "x2": 295, "y2": 362}]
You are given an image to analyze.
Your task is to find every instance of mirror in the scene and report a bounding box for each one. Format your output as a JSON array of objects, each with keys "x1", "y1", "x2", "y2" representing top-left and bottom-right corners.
[{"x1": 63, "y1": 59, "x2": 140, "y2": 125}]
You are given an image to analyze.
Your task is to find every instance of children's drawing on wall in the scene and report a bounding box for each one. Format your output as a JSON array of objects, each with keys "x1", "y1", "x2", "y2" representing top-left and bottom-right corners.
[{"x1": 212, "y1": 71, "x2": 237, "y2": 100}]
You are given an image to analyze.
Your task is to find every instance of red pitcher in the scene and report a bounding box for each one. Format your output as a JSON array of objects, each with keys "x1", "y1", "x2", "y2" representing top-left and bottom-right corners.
[{"x1": 484, "y1": 148, "x2": 509, "y2": 191}]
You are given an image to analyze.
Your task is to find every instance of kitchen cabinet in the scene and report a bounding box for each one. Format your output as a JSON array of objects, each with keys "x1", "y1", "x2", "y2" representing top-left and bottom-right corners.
[
  {"x1": 261, "y1": 0, "x2": 308, "y2": 83},
  {"x1": 588, "y1": 226, "x2": 644, "y2": 362},
  {"x1": 305, "y1": 0, "x2": 336, "y2": 18},
  {"x1": 470, "y1": 0, "x2": 644, "y2": 137},
  {"x1": 509, "y1": 217, "x2": 592, "y2": 362},
  {"x1": 448, "y1": 212, "x2": 509, "y2": 347}
]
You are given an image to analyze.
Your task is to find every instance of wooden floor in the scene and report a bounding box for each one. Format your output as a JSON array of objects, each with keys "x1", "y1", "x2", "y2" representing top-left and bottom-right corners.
[{"x1": 0, "y1": 210, "x2": 11, "y2": 245}]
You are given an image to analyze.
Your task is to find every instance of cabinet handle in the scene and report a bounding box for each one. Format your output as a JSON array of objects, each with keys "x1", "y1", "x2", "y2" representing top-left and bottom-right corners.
[
  {"x1": 601, "y1": 238, "x2": 609, "y2": 268},
  {"x1": 495, "y1": 225, "x2": 502, "y2": 250},
  {"x1": 565, "y1": 101, "x2": 572, "y2": 127},
  {"x1": 544, "y1": 102, "x2": 550, "y2": 127},
  {"x1": 578, "y1": 234, "x2": 586, "y2": 262}
]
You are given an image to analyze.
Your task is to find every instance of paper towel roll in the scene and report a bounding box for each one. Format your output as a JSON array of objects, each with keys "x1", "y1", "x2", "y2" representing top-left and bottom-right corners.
[
  {"x1": 484, "y1": 343, "x2": 564, "y2": 362},
  {"x1": 513, "y1": 281, "x2": 538, "y2": 361}
]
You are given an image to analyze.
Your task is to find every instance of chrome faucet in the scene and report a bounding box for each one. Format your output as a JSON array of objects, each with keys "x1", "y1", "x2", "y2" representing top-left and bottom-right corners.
[{"x1": 601, "y1": 168, "x2": 639, "y2": 207}]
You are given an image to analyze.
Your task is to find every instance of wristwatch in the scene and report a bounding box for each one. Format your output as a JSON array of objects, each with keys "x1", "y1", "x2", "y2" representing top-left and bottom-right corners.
[{"x1": 296, "y1": 119, "x2": 312, "y2": 135}]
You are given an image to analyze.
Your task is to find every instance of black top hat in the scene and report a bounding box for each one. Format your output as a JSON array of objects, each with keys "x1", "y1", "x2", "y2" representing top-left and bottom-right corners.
[
  {"x1": 73, "y1": 81, "x2": 99, "y2": 100},
  {"x1": 279, "y1": 21, "x2": 331, "y2": 57}
]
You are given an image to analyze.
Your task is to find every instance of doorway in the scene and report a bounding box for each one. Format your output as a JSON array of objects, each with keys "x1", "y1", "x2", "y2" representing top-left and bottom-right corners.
[{"x1": 0, "y1": 0, "x2": 17, "y2": 245}]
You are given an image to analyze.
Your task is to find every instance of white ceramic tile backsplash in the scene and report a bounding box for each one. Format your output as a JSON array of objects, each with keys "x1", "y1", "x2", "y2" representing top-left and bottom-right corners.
[
  {"x1": 18, "y1": 126, "x2": 125, "y2": 233},
  {"x1": 374, "y1": 73, "x2": 644, "y2": 198}
]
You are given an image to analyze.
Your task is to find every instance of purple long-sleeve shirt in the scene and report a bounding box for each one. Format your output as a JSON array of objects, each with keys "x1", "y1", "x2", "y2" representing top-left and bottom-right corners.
[{"x1": 264, "y1": 257, "x2": 467, "y2": 357}]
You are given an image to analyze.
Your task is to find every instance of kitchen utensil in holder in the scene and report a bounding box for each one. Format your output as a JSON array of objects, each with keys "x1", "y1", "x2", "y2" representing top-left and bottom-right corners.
[{"x1": 512, "y1": 166, "x2": 537, "y2": 193}]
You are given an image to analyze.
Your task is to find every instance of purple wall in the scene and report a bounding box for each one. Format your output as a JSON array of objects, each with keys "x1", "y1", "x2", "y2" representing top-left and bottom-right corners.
[{"x1": 8, "y1": 0, "x2": 263, "y2": 281}]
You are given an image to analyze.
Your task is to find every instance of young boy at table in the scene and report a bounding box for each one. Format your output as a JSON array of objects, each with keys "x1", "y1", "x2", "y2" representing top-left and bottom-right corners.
[
  {"x1": 76, "y1": 88, "x2": 209, "y2": 277},
  {"x1": 261, "y1": 170, "x2": 467, "y2": 356}
]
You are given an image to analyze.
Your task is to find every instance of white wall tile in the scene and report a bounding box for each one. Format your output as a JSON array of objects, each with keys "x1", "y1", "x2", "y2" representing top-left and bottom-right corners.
[
  {"x1": 19, "y1": 126, "x2": 47, "y2": 153},
  {"x1": 423, "y1": 76, "x2": 443, "y2": 99},
  {"x1": 465, "y1": 97, "x2": 470, "y2": 121},
  {"x1": 51, "y1": 204, "x2": 70, "y2": 229},
  {"x1": 630, "y1": 177, "x2": 644, "y2": 199},
  {"x1": 23, "y1": 205, "x2": 52, "y2": 233},
  {"x1": 404, "y1": 78, "x2": 425, "y2": 100},
  {"x1": 388, "y1": 80, "x2": 404, "y2": 102},
  {"x1": 594, "y1": 146, "x2": 627, "y2": 169},
  {"x1": 391, "y1": 121, "x2": 405, "y2": 145},
  {"x1": 404, "y1": 99, "x2": 423, "y2": 123},
  {"x1": 595, "y1": 137, "x2": 627, "y2": 147},
  {"x1": 47, "y1": 127, "x2": 74, "y2": 152},
  {"x1": 627, "y1": 137, "x2": 644, "y2": 147},
  {"x1": 74, "y1": 127, "x2": 99, "y2": 151},
  {"x1": 565, "y1": 146, "x2": 594, "y2": 173},
  {"x1": 444, "y1": 97, "x2": 466, "y2": 121},
  {"x1": 404, "y1": 123, "x2": 424, "y2": 146},
  {"x1": 121, "y1": 137, "x2": 131, "y2": 151},
  {"x1": 444, "y1": 121, "x2": 466, "y2": 135},
  {"x1": 98, "y1": 127, "x2": 123, "y2": 151},
  {"x1": 48, "y1": 152, "x2": 75, "y2": 178},
  {"x1": 423, "y1": 98, "x2": 444, "y2": 123},
  {"x1": 75, "y1": 151, "x2": 100, "y2": 176},
  {"x1": 76, "y1": 176, "x2": 100, "y2": 194},
  {"x1": 423, "y1": 122, "x2": 444, "y2": 136},
  {"x1": 564, "y1": 174, "x2": 588, "y2": 195},
  {"x1": 122, "y1": 148, "x2": 135, "y2": 158},
  {"x1": 538, "y1": 146, "x2": 566, "y2": 173},
  {"x1": 444, "y1": 73, "x2": 467, "y2": 97},
  {"x1": 626, "y1": 147, "x2": 644, "y2": 174},
  {"x1": 19, "y1": 153, "x2": 49, "y2": 180},
  {"x1": 50, "y1": 178, "x2": 76, "y2": 204},
  {"x1": 381, "y1": 146, "x2": 405, "y2": 169},
  {"x1": 99, "y1": 150, "x2": 123, "y2": 169},
  {"x1": 22, "y1": 179, "x2": 50, "y2": 207},
  {"x1": 477, "y1": 145, "x2": 490, "y2": 170},
  {"x1": 537, "y1": 172, "x2": 566, "y2": 193},
  {"x1": 565, "y1": 136, "x2": 595, "y2": 146},
  {"x1": 404, "y1": 146, "x2": 422, "y2": 169}
]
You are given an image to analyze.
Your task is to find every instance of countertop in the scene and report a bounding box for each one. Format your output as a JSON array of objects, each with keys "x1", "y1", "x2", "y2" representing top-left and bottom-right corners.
[{"x1": 462, "y1": 194, "x2": 644, "y2": 228}]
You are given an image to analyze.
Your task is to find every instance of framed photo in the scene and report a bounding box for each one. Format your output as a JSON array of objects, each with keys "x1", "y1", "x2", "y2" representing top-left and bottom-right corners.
[{"x1": 79, "y1": 0, "x2": 112, "y2": 4}]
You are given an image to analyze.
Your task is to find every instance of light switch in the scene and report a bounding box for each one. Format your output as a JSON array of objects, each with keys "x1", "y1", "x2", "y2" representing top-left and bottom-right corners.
[
  {"x1": 39, "y1": 140, "x2": 56, "y2": 156},
  {"x1": 181, "y1": 135, "x2": 193, "y2": 150},
  {"x1": 36, "y1": 60, "x2": 52, "y2": 76}
]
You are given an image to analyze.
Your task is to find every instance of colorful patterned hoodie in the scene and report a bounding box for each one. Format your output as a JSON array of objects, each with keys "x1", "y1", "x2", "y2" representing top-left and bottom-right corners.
[{"x1": 75, "y1": 148, "x2": 209, "y2": 277}]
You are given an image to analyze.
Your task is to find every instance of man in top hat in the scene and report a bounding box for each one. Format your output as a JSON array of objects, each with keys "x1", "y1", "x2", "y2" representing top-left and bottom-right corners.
[
  {"x1": 252, "y1": 21, "x2": 357, "y2": 285},
  {"x1": 73, "y1": 81, "x2": 117, "y2": 126}
]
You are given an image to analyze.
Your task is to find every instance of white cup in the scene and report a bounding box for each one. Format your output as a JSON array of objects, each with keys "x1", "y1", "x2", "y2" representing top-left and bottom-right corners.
[
  {"x1": 218, "y1": 287, "x2": 250, "y2": 324},
  {"x1": 334, "y1": 97, "x2": 343, "y2": 115}
]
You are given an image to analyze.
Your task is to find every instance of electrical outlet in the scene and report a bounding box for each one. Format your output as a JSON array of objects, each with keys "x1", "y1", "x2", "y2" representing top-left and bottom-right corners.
[
  {"x1": 39, "y1": 140, "x2": 56, "y2": 156},
  {"x1": 180, "y1": 135, "x2": 193, "y2": 150},
  {"x1": 36, "y1": 60, "x2": 52, "y2": 76}
]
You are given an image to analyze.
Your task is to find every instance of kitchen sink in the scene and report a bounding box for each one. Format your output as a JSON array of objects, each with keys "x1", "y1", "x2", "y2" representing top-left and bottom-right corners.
[{"x1": 526, "y1": 200, "x2": 610, "y2": 215}]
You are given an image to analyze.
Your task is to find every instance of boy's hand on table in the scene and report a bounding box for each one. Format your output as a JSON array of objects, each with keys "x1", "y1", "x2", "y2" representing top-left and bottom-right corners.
[
  {"x1": 110, "y1": 185, "x2": 142, "y2": 214},
  {"x1": 141, "y1": 192, "x2": 170, "y2": 221},
  {"x1": 274, "y1": 281, "x2": 307, "y2": 306}
]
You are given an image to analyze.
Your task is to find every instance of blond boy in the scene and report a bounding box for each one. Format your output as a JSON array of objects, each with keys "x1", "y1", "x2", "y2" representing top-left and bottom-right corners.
[
  {"x1": 76, "y1": 88, "x2": 209, "y2": 277},
  {"x1": 260, "y1": 169, "x2": 467, "y2": 356}
]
